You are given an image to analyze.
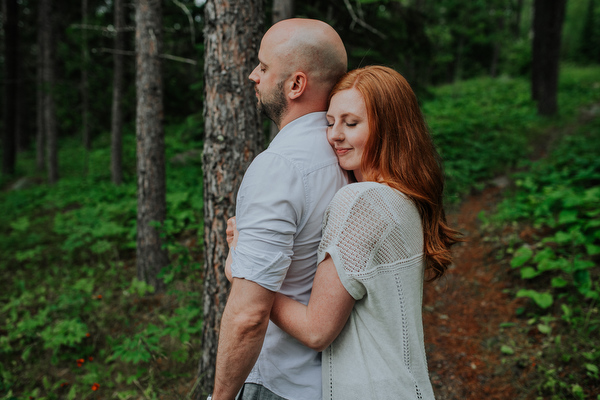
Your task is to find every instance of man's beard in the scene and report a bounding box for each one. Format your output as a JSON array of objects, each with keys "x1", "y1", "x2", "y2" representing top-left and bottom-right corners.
[{"x1": 257, "y1": 80, "x2": 287, "y2": 126}]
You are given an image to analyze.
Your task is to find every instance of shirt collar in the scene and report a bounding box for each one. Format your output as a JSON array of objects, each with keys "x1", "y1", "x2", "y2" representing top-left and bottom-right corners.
[{"x1": 268, "y1": 112, "x2": 327, "y2": 149}]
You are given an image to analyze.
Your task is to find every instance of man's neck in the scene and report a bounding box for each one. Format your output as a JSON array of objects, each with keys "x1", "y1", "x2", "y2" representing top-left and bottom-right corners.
[{"x1": 278, "y1": 108, "x2": 326, "y2": 130}]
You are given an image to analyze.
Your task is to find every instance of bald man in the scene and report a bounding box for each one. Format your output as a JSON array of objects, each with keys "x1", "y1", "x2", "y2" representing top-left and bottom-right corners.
[{"x1": 210, "y1": 19, "x2": 348, "y2": 400}]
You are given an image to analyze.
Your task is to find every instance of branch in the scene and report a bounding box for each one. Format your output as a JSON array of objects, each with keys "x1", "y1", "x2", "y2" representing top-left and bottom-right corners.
[
  {"x1": 98, "y1": 47, "x2": 198, "y2": 65},
  {"x1": 71, "y1": 23, "x2": 135, "y2": 33},
  {"x1": 172, "y1": 0, "x2": 196, "y2": 47},
  {"x1": 342, "y1": 0, "x2": 387, "y2": 40}
]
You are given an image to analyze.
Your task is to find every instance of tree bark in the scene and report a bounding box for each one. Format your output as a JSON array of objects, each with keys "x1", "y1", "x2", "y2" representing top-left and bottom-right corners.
[
  {"x1": 111, "y1": 0, "x2": 125, "y2": 185},
  {"x1": 268, "y1": 0, "x2": 294, "y2": 143},
  {"x1": 36, "y1": 3, "x2": 45, "y2": 172},
  {"x1": 135, "y1": 0, "x2": 169, "y2": 293},
  {"x1": 2, "y1": 0, "x2": 18, "y2": 176},
  {"x1": 272, "y1": 0, "x2": 294, "y2": 24},
  {"x1": 531, "y1": 0, "x2": 566, "y2": 116},
  {"x1": 41, "y1": 0, "x2": 58, "y2": 183},
  {"x1": 194, "y1": 0, "x2": 263, "y2": 396}
]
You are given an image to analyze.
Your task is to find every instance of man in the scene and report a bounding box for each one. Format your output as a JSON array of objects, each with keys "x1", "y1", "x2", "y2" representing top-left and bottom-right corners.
[{"x1": 210, "y1": 19, "x2": 348, "y2": 400}]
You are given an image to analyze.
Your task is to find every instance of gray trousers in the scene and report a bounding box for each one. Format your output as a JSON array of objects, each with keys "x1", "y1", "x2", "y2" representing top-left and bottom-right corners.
[{"x1": 237, "y1": 383, "x2": 288, "y2": 400}]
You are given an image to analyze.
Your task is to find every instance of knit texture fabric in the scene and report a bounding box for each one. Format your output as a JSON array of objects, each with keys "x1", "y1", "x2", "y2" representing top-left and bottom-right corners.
[{"x1": 318, "y1": 182, "x2": 435, "y2": 400}]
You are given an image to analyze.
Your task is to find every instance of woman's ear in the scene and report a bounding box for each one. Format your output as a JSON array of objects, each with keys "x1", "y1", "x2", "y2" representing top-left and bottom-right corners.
[{"x1": 288, "y1": 72, "x2": 307, "y2": 100}]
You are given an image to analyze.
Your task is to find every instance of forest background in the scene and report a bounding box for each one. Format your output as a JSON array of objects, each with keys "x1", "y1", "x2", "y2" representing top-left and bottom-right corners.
[{"x1": 1, "y1": 0, "x2": 599, "y2": 399}]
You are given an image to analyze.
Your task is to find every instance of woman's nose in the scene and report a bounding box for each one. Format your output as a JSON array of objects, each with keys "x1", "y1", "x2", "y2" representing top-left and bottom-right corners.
[{"x1": 328, "y1": 124, "x2": 343, "y2": 141}]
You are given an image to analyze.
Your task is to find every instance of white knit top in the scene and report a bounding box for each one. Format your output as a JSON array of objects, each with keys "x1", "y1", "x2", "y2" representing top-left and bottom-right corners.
[{"x1": 318, "y1": 182, "x2": 435, "y2": 400}]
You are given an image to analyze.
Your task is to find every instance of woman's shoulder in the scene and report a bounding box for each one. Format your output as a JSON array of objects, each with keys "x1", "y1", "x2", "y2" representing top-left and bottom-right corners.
[{"x1": 333, "y1": 182, "x2": 409, "y2": 204}]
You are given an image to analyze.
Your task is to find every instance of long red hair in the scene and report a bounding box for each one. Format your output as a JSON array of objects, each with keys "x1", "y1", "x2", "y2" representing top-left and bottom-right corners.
[{"x1": 329, "y1": 66, "x2": 462, "y2": 280}]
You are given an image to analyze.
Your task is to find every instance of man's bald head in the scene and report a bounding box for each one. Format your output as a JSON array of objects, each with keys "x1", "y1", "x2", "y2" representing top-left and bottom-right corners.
[{"x1": 263, "y1": 19, "x2": 347, "y2": 94}]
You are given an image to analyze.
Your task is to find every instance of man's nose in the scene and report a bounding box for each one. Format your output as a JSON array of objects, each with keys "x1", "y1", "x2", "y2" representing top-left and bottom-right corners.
[{"x1": 249, "y1": 66, "x2": 259, "y2": 83}]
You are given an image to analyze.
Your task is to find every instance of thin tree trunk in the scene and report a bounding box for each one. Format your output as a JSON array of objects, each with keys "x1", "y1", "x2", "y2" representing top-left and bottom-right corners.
[
  {"x1": 42, "y1": 0, "x2": 58, "y2": 183},
  {"x1": 194, "y1": 0, "x2": 263, "y2": 396},
  {"x1": 111, "y1": 0, "x2": 125, "y2": 185},
  {"x1": 512, "y1": 0, "x2": 524, "y2": 38},
  {"x1": 135, "y1": 0, "x2": 168, "y2": 293},
  {"x1": 490, "y1": 13, "x2": 504, "y2": 78},
  {"x1": 268, "y1": 0, "x2": 294, "y2": 143},
  {"x1": 36, "y1": 4, "x2": 45, "y2": 172},
  {"x1": 2, "y1": 0, "x2": 18, "y2": 176},
  {"x1": 272, "y1": 0, "x2": 294, "y2": 24},
  {"x1": 81, "y1": 0, "x2": 90, "y2": 154},
  {"x1": 532, "y1": 0, "x2": 566, "y2": 115}
]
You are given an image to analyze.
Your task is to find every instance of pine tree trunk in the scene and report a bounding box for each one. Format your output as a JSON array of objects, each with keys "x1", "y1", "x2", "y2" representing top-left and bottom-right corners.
[
  {"x1": 36, "y1": 4, "x2": 45, "y2": 172},
  {"x1": 111, "y1": 0, "x2": 125, "y2": 185},
  {"x1": 532, "y1": 0, "x2": 566, "y2": 116},
  {"x1": 194, "y1": 0, "x2": 263, "y2": 396},
  {"x1": 81, "y1": 0, "x2": 90, "y2": 154},
  {"x1": 135, "y1": 0, "x2": 168, "y2": 293},
  {"x1": 2, "y1": 0, "x2": 18, "y2": 176},
  {"x1": 42, "y1": 0, "x2": 58, "y2": 183},
  {"x1": 272, "y1": 0, "x2": 294, "y2": 24}
]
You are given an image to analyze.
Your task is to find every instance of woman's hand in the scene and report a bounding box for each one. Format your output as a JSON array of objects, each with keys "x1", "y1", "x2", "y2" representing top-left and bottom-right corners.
[
  {"x1": 224, "y1": 216, "x2": 238, "y2": 283},
  {"x1": 226, "y1": 216, "x2": 239, "y2": 249}
]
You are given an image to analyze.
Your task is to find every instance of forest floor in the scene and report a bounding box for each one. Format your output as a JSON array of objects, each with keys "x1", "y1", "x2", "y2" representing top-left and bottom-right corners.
[
  {"x1": 422, "y1": 107, "x2": 600, "y2": 400},
  {"x1": 423, "y1": 182, "x2": 529, "y2": 399}
]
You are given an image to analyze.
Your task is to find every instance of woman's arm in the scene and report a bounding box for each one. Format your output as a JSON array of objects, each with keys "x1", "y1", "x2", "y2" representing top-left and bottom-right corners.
[{"x1": 270, "y1": 255, "x2": 355, "y2": 351}]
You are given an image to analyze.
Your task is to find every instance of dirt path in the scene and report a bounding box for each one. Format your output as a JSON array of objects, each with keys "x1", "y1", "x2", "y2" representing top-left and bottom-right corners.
[{"x1": 423, "y1": 184, "x2": 526, "y2": 399}]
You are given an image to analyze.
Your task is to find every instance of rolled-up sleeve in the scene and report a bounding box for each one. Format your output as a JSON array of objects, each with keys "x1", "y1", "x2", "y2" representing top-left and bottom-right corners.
[{"x1": 230, "y1": 152, "x2": 306, "y2": 292}]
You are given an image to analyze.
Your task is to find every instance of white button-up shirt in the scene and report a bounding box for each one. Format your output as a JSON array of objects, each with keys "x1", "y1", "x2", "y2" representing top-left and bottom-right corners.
[{"x1": 231, "y1": 112, "x2": 348, "y2": 400}]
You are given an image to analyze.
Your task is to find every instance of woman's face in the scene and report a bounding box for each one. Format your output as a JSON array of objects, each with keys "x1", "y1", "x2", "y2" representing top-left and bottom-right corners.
[{"x1": 326, "y1": 88, "x2": 370, "y2": 182}]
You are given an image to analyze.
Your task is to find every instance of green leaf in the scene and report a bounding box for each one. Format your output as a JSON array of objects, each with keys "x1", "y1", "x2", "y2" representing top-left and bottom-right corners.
[
  {"x1": 500, "y1": 345, "x2": 514, "y2": 355},
  {"x1": 558, "y1": 209, "x2": 578, "y2": 225},
  {"x1": 585, "y1": 243, "x2": 600, "y2": 256},
  {"x1": 537, "y1": 323, "x2": 552, "y2": 334},
  {"x1": 554, "y1": 230, "x2": 572, "y2": 245},
  {"x1": 533, "y1": 247, "x2": 555, "y2": 263},
  {"x1": 585, "y1": 363, "x2": 599, "y2": 374},
  {"x1": 10, "y1": 216, "x2": 30, "y2": 232},
  {"x1": 67, "y1": 386, "x2": 77, "y2": 400},
  {"x1": 573, "y1": 258, "x2": 595, "y2": 271},
  {"x1": 520, "y1": 267, "x2": 540, "y2": 279},
  {"x1": 538, "y1": 257, "x2": 569, "y2": 272},
  {"x1": 511, "y1": 246, "x2": 533, "y2": 268},
  {"x1": 551, "y1": 277, "x2": 568, "y2": 288},
  {"x1": 516, "y1": 289, "x2": 554, "y2": 309}
]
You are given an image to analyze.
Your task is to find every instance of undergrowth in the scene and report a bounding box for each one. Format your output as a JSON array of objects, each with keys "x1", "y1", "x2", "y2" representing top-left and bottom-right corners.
[
  {"x1": 1, "y1": 66, "x2": 599, "y2": 398},
  {"x1": 488, "y1": 111, "x2": 600, "y2": 398},
  {"x1": 1, "y1": 116, "x2": 205, "y2": 399}
]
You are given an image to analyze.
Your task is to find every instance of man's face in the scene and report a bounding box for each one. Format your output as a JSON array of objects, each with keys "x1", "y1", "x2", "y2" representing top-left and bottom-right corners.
[{"x1": 248, "y1": 38, "x2": 288, "y2": 126}]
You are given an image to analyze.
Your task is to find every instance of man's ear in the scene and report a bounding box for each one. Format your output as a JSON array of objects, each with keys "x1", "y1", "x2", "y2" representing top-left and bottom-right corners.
[{"x1": 288, "y1": 72, "x2": 307, "y2": 100}]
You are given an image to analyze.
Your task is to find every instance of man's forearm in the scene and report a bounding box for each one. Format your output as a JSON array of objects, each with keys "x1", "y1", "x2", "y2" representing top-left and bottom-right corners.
[{"x1": 212, "y1": 278, "x2": 275, "y2": 400}]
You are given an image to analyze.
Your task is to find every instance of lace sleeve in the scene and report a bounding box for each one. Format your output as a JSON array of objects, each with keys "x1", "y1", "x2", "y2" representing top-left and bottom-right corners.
[
  {"x1": 318, "y1": 183, "x2": 424, "y2": 300},
  {"x1": 317, "y1": 184, "x2": 391, "y2": 299}
]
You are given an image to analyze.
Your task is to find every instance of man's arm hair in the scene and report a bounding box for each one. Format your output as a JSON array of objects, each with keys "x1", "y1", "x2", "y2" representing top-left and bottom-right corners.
[{"x1": 212, "y1": 278, "x2": 276, "y2": 400}]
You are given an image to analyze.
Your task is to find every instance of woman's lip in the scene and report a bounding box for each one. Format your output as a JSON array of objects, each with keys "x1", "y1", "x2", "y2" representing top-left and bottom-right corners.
[{"x1": 335, "y1": 148, "x2": 351, "y2": 155}]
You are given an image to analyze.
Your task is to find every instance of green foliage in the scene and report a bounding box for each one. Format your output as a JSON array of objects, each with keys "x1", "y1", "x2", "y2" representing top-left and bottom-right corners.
[
  {"x1": 423, "y1": 76, "x2": 539, "y2": 199},
  {"x1": 492, "y1": 107, "x2": 600, "y2": 398},
  {"x1": 0, "y1": 122, "x2": 204, "y2": 397}
]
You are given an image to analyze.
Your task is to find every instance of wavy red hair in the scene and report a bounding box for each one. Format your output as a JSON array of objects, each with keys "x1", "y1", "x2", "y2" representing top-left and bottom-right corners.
[{"x1": 329, "y1": 65, "x2": 462, "y2": 280}]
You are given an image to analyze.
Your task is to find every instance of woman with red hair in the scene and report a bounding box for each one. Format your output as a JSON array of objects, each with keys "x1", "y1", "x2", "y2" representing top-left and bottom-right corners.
[{"x1": 229, "y1": 66, "x2": 461, "y2": 399}]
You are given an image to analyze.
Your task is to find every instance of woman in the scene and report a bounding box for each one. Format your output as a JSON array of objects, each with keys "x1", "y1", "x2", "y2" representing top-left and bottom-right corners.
[{"x1": 228, "y1": 66, "x2": 461, "y2": 399}]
